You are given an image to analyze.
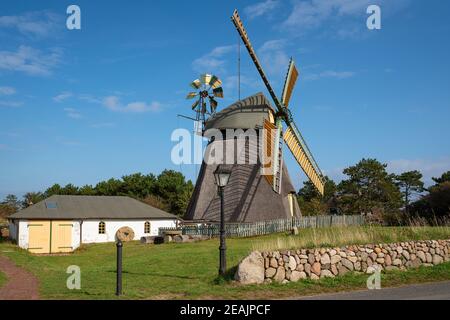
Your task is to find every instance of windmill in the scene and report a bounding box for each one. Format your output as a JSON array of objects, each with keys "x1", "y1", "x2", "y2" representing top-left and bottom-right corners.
[
  {"x1": 186, "y1": 74, "x2": 224, "y2": 133},
  {"x1": 184, "y1": 10, "x2": 325, "y2": 223},
  {"x1": 231, "y1": 9, "x2": 325, "y2": 196}
]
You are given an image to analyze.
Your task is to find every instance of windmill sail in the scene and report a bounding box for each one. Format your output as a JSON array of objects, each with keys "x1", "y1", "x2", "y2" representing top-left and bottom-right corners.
[
  {"x1": 281, "y1": 59, "x2": 299, "y2": 108},
  {"x1": 232, "y1": 9, "x2": 325, "y2": 196},
  {"x1": 284, "y1": 123, "x2": 324, "y2": 195},
  {"x1": 231, "y1": 10, "x2": 283, "y2": 112}
]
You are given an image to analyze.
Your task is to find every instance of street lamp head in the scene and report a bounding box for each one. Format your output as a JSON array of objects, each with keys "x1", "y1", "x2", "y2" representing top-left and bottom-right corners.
[{"x1": 214, "y1": 165, "x2": 232, "y2": 188}]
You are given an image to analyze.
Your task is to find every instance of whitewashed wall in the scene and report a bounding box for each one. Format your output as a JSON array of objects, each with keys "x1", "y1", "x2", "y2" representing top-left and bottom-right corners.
[
  {"x1": 13, "y1": 219, "x2": 177, "y2": 250},
  {"x1": 18, "y1": 220, "x2": 29, "y2": 249},
  {"x1": 81, "y1": 219, "x2": 177, "y2": 244}
]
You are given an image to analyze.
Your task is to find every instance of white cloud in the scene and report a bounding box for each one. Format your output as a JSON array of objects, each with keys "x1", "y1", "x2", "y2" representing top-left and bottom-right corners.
[
  {"x1": 192, "y1": 45, "x2": 235, "y2": 73},
  {"x1": 282, "y1": 0, "x2": 371, "y2": 30},
  {"x1": 64, "y1": 107, "x2": 82, "y2": 119},
  {"x1": 103, "y1": 96, "x2": 162, "y2": 113},
  {"x1": 0, "y1": 45, "x2": 62, "y2": 76},
  {"x1": 53, "y1": 91, "x2": 73, "y2": 102},
  {"x1": 90, "y1": 122, "x2": 115, "y2": 129},
  {"x1": 387, "y1": 157, "x2": 450, "y2": 186},
  {"x1": 258, "y1": 39, "x2": 290, "y2": 75},
  {"x1": 0, "y1": 86, "x2": 16, "y2": 95},
  {"x1": 282, "y1": 0, "x2": 410, "y2": 32},
  {"x1": 78, "y1": 94, "x2": 102, "y2": 104},
  {"x1": 303, "y1": 70, "x2": 355, "y2": 81},
  {"x1": 0, "y1": 11, "x2": 62, "y2": 38},
  {"x1": 0, "y1": 101, "x2": 23, "y2": 108},
  {"x1": 244, "y1": 0, "x2": 279, "y2": 18}
]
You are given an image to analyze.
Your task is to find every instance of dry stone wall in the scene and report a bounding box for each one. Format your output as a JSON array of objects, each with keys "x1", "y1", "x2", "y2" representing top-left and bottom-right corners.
[{"x1": 235, "y1": 240, "x2": 450, "y2": 284}]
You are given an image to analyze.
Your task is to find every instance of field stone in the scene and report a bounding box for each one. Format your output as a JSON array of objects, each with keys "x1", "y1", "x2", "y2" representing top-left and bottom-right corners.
[
  {"x1": 296, "y1": 264, "x2": 304, "y2": 272},
  {"x1": 321, "y1": 253, "x2": 331, "y2": 264},
  {"x1": 288, "y1": 256, "x2": 297, "y2": 270},
  {"x1": 310, "y1": 273, "x2": 320, "y2": 280},
  {"x1": 338, "y1": 265, "x2": 350, "y2": 276},
  {"x1": 426, "y1": 253, "x2": 433, "y2": 263},
  {"x1": 410, "y1": 259, "x2": 421, "y2": 268},
  {"x1": 417, "y1": 251, "x2": 426, "y2": 262},
  {"x1": 235, "y1": 251, "x2": 265, "y2": 284},
  {"x1": 331, "y1": 264, "x2": 338, "y2": 275},
  {"x1": 393, "y1": 258, "x2": 402, "y2": 266},
  {"x1": 330, "y1": 255, "x2": 341, "y2": 264},
  {"x1": 341, "y1": 258, "x2": 354, "y2": 271},
  {"x1": 311, "y1": 262, "x2": 321, "y2": 276},
  {"x1": 402, "y1": 251, "x2": 410, "y2": 260},
  {"x1": 320, "y1": 270, "x2": 334, "y2": 278},
  {"x1": 385, "y1": 254, "x2": 392, "y2": 266},
  {"x1": 308, "y1": 254, "x2": 315, "y2": 265},
  {"x1": 270, "y1": 257, "x2": 278, "y2": 268},
  {"x1": 274, "y1": 266, "x2": 286, "y2": 283},
  {"x1": 290, "y1": 271, "x2": 307, "y2": 282},
  {"x1": 285, "y1": 269, "x2": 292, "y2": 280},
  {"x1": 304, "y1": 263, "x2": 311, "y2": 276},
  {"x1": 265, "y1": 267, "x2": 276, "y2": 278},
  {"x1": 433, "y1": 255, "x2": 443, "y2": 265}
]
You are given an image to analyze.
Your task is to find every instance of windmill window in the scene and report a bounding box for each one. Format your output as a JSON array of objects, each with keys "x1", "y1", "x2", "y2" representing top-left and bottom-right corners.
[
  {"x1": 98, "y1": 221, "x2": 106, "y2": 234},
  {"x1": 144, "y1": 221, "x2": 151, "y2": 234}
]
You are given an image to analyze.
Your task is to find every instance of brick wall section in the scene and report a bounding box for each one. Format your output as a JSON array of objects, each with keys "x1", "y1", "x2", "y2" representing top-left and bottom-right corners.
[{"x1": 235, "y1": 240, "x2": 450, "y2": 284}]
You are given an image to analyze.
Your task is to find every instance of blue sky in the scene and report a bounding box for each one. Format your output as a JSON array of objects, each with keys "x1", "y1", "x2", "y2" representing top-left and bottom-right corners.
[{"x1": 1, "y1": 0, "x2": 449, "y2": 199}]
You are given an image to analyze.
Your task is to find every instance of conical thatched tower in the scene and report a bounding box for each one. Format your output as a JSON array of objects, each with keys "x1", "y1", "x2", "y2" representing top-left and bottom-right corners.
[{"x1": 185, "y1": 93, "x2": 301, "y2": 223}]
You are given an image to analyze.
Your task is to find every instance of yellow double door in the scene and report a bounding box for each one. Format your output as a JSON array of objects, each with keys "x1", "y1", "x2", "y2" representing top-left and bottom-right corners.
[{"x1": 28, "y1": 220, "x2": 73, "y2": 254}]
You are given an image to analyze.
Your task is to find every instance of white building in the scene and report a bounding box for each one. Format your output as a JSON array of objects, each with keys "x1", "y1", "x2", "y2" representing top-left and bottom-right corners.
[{"x1": 8, "y1": 195, "x2": 179, "y2": 254}]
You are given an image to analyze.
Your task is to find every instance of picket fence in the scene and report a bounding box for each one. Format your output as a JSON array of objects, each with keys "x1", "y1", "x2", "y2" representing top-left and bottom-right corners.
[{"x1": 159, "y1": 215, "x2": 365, "y2": 238}]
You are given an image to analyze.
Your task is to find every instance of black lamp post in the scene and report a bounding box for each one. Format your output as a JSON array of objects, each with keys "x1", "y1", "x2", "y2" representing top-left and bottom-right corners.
[
  {"x1": 116, "y1": 240, "x2": 123, "y2": 296},
  {"x1": 213, "y1": 165, "x2": 232, "y2": 276}
]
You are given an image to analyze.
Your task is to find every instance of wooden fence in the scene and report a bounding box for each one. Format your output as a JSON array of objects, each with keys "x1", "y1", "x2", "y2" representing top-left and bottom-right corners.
[{"x1": 159, "y1": 215, "x2": 366, "y2": 238}]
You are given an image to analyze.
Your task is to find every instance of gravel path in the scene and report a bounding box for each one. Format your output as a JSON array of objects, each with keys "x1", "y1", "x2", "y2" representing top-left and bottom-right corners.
[{"x1": 0, "y1": 255, "x2": 40, "y2": 300}]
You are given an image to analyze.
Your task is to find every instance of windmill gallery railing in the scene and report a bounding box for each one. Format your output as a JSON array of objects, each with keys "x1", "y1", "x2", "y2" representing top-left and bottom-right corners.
[{"x1": 159, "y1": 215, "x2": 366, "y2": 239}]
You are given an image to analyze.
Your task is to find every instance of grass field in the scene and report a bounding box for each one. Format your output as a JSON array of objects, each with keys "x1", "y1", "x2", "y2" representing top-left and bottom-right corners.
[
  {"x1": 0, "y1": 226, "x2": 450, "y2": 299},
  {"x1": 0, "y1": 270, "x2": 6, "y2": 289}
]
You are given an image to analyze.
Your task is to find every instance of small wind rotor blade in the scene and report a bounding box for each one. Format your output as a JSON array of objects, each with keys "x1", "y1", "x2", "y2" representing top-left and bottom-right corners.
[
  {"x1": 190, "y1": 79, "x2": 201, "y2": 89},
  {"x1": 191, "y1": 100, "x2": 200, "y2": 110},
  {"x1": 213, "y1": 87, "x2": 224, "y2": 98},
  {"x1": 200, "y1": 74, "x2": 212, "y2": 85},
  {"x1": 209, "y1": 75, "x2": 222, "y2": 88},
  {"x1": 281, "y1": 59, "x2": 299, "y2": 108},
  {"x1": 186, "y1": 92, "x2": 198, "y2": 99},
  {"x1": 209, "y1": 97, "x2": 218, "y2": 113}
]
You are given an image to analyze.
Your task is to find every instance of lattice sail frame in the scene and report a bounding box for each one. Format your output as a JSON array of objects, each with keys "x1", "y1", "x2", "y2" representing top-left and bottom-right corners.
[{"x1": 231, "y1": 9, "x2": 325, "y2": 195}]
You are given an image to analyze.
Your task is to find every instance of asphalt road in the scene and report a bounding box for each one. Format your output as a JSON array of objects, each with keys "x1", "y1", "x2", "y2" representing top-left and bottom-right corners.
[{"x1": 294, "y1": 281, "x2": 450, "y2": 300}]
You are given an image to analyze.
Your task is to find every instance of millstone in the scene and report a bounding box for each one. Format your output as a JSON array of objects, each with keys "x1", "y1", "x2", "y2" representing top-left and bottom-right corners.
[{"x1": 116, "y1": 226, "x2": 135, "y2": 242}]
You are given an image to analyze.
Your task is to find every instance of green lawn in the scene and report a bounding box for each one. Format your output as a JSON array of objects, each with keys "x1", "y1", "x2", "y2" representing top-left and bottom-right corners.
[
  {"x1": 0, "y1": 270, "x2": 6, "y2": 289},
  {"x1": 0, "y1": 226, "x2": 449, "y2": 299}
]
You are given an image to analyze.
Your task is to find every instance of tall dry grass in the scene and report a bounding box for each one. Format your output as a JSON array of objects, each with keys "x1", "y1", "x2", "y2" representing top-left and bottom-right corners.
[{"x1": 251, "y1": 224, "x2": 450, "y2": 252}]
